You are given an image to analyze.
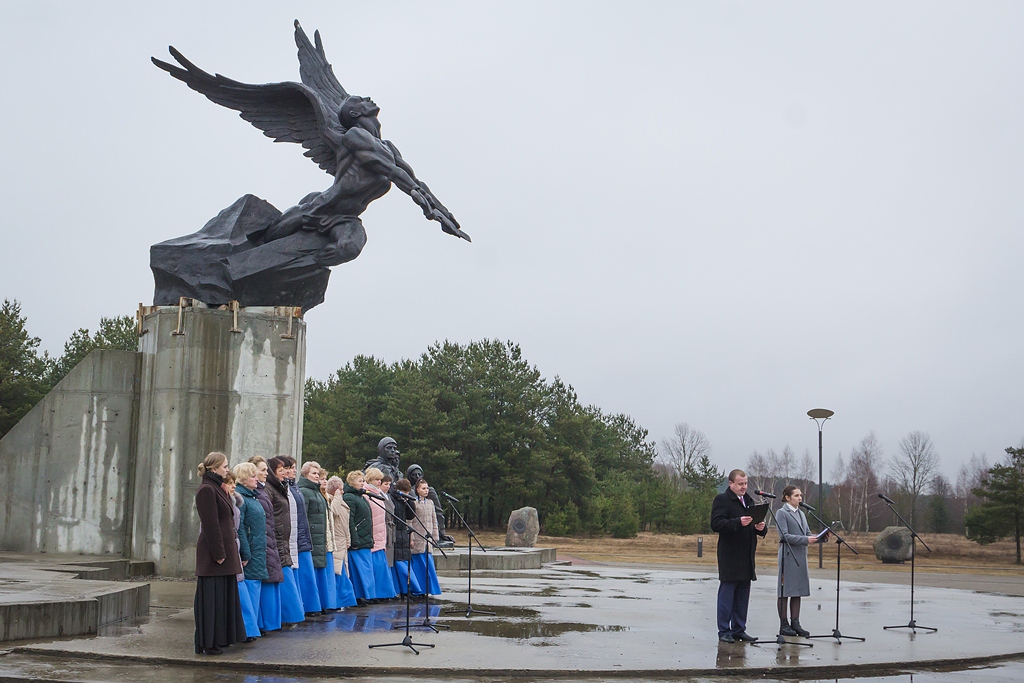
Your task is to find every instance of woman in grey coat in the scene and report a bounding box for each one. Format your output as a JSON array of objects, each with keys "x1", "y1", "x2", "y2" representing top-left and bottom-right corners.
[{"x1": 776, "y1": 485, "x2": 826, "y2": 637}]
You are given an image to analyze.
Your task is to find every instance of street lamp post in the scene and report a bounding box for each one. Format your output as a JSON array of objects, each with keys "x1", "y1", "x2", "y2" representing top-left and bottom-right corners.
[{"x1": 807, "y1": 408, "x2": 834, "y2": 569}]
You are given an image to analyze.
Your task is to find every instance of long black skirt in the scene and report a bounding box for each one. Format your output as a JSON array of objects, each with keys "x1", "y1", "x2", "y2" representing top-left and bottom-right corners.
[{"x1": 194, "y1": 575, "x2": 246, "y2": 653}]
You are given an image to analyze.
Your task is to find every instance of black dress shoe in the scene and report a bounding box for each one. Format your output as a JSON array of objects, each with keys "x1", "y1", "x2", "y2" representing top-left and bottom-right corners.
[
  {"x1": 244, "y1": 637, "x2": 257, "y2": 643},
  {"x1": 203, "y1": 646, "x2": 223, "y2": 655},
  {"x1": 719, "y1": 634, "x2": 736, "y2": 643},
  {"x1": 734, "y1": 632, "x2": 758, "y2": 642}
]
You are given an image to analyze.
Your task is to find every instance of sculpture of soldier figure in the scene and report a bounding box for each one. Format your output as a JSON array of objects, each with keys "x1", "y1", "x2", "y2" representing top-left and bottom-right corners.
[
  {"x1": 406, "y1": 463, "x2": 455, "y2": 547},
  {"x1": 364, "y1": 437, "x2": 403, "y2": 483}
]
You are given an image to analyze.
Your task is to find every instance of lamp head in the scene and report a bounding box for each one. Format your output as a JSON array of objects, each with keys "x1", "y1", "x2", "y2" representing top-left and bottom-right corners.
[{"x1": 807, "y1": 408, "x2": 834, "y2": 419}]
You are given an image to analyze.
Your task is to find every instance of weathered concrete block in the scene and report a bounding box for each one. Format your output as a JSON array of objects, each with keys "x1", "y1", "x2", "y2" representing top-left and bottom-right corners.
[
  {"x1": 0, "y1": 350, "x2": 139, "y2": 557},
  {"x1": 506, "y1": 507, "x2": 540, "y2": 547},
  {"x1": 131, "y1": 305, "x2": 306, "y2": 576},
  {"x1": 874, "y1": 526, "x2": 914, "y2": 563}
]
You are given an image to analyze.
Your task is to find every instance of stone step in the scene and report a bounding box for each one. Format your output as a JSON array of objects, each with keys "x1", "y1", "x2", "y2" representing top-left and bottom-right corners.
[
  {"x1": 0, "y1": 555, "x2": 151, "y2": 642},
  {"x1": 434, "y1": 546, "x2": 557, "y2": 572}
]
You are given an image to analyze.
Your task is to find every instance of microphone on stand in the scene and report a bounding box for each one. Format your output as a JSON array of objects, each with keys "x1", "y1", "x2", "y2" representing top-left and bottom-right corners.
[
  {"x1": 754, "y1": 489, "x2": 777, "y2": 499},
  {"x1": 440, "y1": 491, "x2": 460, "y2": 502},
  {"x1": 357, "y1": 489, "x2": 386, "y2": 501},
  {"x1": 878, "y1": 493, "x2": 896, "y2": 505},
  {"x1": 799, "y1": 501, "x2": 816, "y2": 512},
  {"x1": 392, "y1": 490, "x2": 417, "y2": 502}
]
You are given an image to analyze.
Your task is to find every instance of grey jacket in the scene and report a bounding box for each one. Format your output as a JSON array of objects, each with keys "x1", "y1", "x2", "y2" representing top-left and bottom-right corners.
[{"x1": 776, "y1": 504, "x2": 811, "y2": 597}]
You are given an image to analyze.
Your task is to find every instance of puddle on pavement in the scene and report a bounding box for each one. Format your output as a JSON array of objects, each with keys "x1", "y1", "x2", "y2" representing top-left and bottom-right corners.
[{"x1": 443, "y1": 618, "x2": 628, "y2": 641}]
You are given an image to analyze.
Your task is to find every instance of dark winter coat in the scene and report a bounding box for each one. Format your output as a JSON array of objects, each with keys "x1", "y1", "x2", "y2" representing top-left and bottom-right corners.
[
  {"x1": 265, "y1": 471, "x2": 293, "y2": 569},
  {"x1": 195, "y1": 472, "x2": 242, "y2": 577},
  {"x1": 237, "y1": 485, "x2": 269, "y2": 582},
  {"x1": 391, "y1": 493, "x2": 415, "y2": 563},
  {"x1": 710, "y1": 488, "x2": 768, "y2": 582},
  {"x1": 298, "y1": 476, "x2": 328, "y2": 568},
  {"x1": 288, "y1": 480, "x2": 313, "y2": 554},
  {"x1": 256, "y1": 482, "x2": 283, "y2": 583},
  {"x1": 343, "y1": 483, "x2": 374, "y2": 550}
]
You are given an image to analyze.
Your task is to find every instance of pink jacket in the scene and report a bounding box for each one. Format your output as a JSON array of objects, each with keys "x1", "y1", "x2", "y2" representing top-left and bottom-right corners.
[{"x1": 366, "y1": 484, "x2": 387, "y2": 552}]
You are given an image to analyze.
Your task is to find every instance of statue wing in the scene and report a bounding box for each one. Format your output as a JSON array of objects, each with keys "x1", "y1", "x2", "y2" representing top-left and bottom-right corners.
[
  {"x1": 152, "y1": 47, "x2": 341, "y2": 175},
  {"x1": 293, "y1": 21, "x2": 349, "y2": 114}
]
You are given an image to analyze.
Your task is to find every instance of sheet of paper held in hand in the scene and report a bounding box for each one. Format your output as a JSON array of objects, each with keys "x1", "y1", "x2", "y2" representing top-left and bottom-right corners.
[
  {"x1": 748, "y1": 503, "x2": 769, "y2": 525},
  {"x1": 812, "y1": 528, "x2": 831, "y2": 541}
]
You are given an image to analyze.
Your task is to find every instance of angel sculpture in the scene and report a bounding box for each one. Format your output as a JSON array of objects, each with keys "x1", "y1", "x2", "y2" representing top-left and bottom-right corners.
[{"x1": 149, "y1": 21, "x2": 468, "y2": 311}]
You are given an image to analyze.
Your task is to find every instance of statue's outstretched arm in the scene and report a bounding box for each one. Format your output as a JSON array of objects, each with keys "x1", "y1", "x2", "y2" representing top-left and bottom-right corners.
[{"x1": 342, "y1": 129, "x2": 470, "y2": 242}]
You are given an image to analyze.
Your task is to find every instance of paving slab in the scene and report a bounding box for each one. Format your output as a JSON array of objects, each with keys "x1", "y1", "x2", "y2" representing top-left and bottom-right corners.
[{"x1": 10, "y1": 564, "x2": 1024, "y2": 678}]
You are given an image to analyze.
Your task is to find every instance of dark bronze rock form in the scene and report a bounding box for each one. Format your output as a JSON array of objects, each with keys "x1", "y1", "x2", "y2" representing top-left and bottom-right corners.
[{"x1": 151, "y1": 21, "x2": 468, "y2": 310}]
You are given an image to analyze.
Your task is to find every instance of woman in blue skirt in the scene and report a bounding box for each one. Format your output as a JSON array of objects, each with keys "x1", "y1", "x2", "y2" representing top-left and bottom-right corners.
[
  {"x1": 233, "y1": 463, "x2": 268, "y2": 640},
  {"x1": 343, "y1": 470, "x2": 376, "y2": 603},
  {"x1": 225, "y1": 473, "x2": 259, "y2": 641},
  {"x1": 266, "y1": 457, "x2": 305, "y2": 624},
  {"x1": 284, "y1": 457, "x2": 322, "y2": 615},
  {"x1": 249, "y1": 456, "x2": 282, "y2": 632},
  {"x1": 409, "y1": 478, "x2": 442, "y2": 596},
  {"x1": 391, "y1": 478, "x2": 422, "y2": 595},
  {"x1": 365, "y1": 468, "x2": 399, "y2": 600},
  {"x1": 326, "y1": 476, "x2": 358, "y2": 607}
]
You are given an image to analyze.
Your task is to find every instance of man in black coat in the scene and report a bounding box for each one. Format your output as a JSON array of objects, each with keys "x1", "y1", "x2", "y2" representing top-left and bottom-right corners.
[{"x1": 710, "y1": 469, "x2": 767, "y2": 643}]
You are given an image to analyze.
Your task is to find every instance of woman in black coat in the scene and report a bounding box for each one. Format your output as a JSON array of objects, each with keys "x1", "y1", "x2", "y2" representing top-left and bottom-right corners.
[{"x1": 194, "y1": 452, "x2": 245, "y2": 655}]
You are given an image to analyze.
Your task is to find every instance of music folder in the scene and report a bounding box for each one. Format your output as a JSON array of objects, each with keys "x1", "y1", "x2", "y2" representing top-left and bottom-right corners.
[{"x1": 749, "y1": 503, "x2": 769, "y2": 525}]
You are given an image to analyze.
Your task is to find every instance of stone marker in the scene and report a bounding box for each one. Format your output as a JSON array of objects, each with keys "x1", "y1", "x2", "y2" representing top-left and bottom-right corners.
[
  {"x1": 874, "y1": 526, "x2": 914, "y2": 563},
  {"x1": 506, "y1": 507, "x2": 540, "y2": 547}
]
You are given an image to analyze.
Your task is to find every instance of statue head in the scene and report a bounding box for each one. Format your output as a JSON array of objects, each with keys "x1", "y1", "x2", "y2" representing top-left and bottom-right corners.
[
  {"x1": 339, "y1": 95, "x2": 381, "y2": 133},
  {"x1": 406, "y1": 463, "x2": 423, "y2": 484},
  {"x1": 377, "y1": 437, "x2": 400, "y2": 465}
]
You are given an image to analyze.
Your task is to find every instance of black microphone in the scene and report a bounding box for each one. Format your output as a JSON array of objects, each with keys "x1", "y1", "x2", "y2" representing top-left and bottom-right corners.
[
  {"x1": 392, "y1": 490, "x2": 417, "y2": 502},
  {"x1": 878, "y1": 493, "x2": 896, "y2": 505},
  {"x1": 799, "y1": 501, "x2": 816, "y2": 512},
  {"x1": 754, "y1": 490, "x2": 776, "y2": 499},
  {"x1": 357, "y1": 489, "x2": 386, "y2": 501},
  {"x1": 440, "y1": 491, "x2": 460, "y2": 502}
]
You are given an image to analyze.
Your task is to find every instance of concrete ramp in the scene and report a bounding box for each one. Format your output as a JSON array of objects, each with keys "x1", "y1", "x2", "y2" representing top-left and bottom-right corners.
[{"x1": 0, "y1": 555, "x2": 150, "y2": 642}]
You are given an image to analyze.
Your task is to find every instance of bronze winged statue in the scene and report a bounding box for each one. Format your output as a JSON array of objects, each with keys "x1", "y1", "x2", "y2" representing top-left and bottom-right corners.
[{"x1": 149, "y1": 21, "x2": 468, "y2": 310}]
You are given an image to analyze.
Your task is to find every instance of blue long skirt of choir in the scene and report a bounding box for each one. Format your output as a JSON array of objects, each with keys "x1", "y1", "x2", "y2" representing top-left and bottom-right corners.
[
  {"x1": 348, "y1": 548, "x2": 375, "y2": 600},
  {"x1": 335, "y1": 557, "x2": 357, "y2": 607},
  {"x1": 296, "y1": 550, "x2": 322, "y2": 613},
  {"x1": 314, "y1": 551, "x2": 339, "y2": 610},
  {"x1": 259, "y1": 580, "x2": 282, "y2": 631},
  {"x1": 371, "y1": 550, "x2": 398, "y2": 599},
  {"x1": 410, "y1": 552, "x2": 441, "y2": 595},
  {"x1": 280, "y1": 566, "x2": 305, "y2": 623},
  {"x1": 238, "y1": 579, "x2": 261, "y2": 638},
  {"x1": 392, "y1": 559, "x2": 422, "y2": 595}
]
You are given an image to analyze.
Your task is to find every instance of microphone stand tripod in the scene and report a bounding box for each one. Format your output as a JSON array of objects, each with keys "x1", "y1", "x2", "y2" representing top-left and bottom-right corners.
[
  {"x1": 443, "y1": 498, "x2": 495, "y2": 617},
  {"x1": 801, "y1": 509, "x2": 865, "y2": 643},
  {"x1": 406, "y1": 498, "x2": 450, "y2": 633},
  {"x1": 366, "y1": 496, "x2": 447, "y2": 653},
  {"x1": 880, "y1": 499, "x2": 936, "y2": 633},
  {"x1": 750, "y1": 494, "x2": 812, "y2": 650}
]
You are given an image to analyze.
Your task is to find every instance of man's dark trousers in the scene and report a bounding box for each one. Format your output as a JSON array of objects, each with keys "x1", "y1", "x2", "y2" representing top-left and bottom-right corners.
[{"x1": 717, "y1": 580, "x2": 751, "y2": 637}]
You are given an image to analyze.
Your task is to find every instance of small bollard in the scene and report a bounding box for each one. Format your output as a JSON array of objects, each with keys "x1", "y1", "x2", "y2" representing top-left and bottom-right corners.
[{"x1": 697, "y1": 536, "x2": 703, "y2": 558}]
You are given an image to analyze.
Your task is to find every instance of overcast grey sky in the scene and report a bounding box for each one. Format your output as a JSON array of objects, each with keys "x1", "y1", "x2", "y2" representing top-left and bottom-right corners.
[{"x1": 2, "y1": 1, "x2": 1021, "y2": 482}]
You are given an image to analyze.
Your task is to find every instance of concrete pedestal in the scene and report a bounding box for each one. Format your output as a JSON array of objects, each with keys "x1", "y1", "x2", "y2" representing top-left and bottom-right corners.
[{"x1": 131, "y1": 304, "x2": 306, "y2": 576}]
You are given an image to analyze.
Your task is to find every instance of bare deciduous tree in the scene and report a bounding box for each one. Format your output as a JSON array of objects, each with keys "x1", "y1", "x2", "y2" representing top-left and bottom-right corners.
[
  {"x1": 847, "y1": 432, "x2": 883, "y2": 532},
  {"x1": 889, "y1": 431, "x2": 940, "y2": 526},
  {"x1": 658, "y1": 422, "x2": 712, "y2": 485}
]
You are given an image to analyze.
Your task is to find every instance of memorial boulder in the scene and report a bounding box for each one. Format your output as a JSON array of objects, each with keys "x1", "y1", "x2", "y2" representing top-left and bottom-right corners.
[
  {"x1": 874, "y1": 526, "x2": 914, "y2": 563},
  {"x1": 506, "y1": 507, "x2": 540, "y2": 547}
]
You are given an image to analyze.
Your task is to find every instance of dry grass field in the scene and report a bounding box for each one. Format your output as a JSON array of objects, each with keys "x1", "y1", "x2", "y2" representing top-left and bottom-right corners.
[{"x1": 453, "y1": 530, "x2": 1024, "y2": 575}]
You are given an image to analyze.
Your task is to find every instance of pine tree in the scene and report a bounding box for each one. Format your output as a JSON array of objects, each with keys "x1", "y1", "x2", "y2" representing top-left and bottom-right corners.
[{"x1": 966, "y1": 447, "x2": 1024, "y2": 564}]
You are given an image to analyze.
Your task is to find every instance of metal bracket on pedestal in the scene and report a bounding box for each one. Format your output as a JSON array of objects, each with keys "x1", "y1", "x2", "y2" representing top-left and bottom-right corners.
[
  {"x1": 229, "y1": 301, "x2": 242, "y2": 334},
  {"x1": 172, "y1": 297, "x2": 191, "y2": 336}
]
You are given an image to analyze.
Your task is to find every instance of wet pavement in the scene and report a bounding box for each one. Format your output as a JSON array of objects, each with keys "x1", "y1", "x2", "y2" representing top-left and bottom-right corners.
[{"x1": 2, "y1": 564, "x2": 1024, "y2": 680}]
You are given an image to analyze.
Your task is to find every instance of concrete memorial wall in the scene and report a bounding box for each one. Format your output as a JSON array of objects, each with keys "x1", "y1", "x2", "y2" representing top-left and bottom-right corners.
[{"x1": 0, "y1": 304, "x2": 306, "y2": 576}]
